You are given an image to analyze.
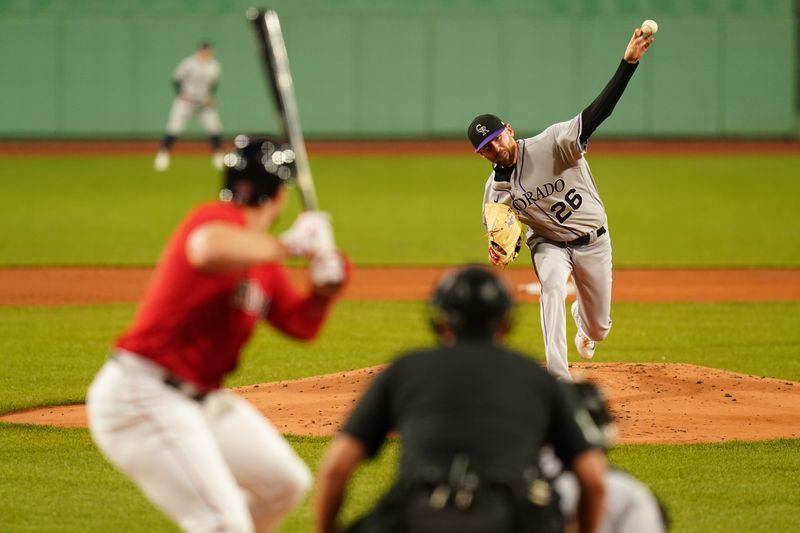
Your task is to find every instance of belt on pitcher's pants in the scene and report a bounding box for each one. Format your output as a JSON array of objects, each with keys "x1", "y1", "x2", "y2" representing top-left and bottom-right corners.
[{"x1": 549, "y1": 226, "x2": 606, "y2": 248}]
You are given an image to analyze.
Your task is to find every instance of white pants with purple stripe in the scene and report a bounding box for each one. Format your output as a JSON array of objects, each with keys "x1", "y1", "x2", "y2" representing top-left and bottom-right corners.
[
  {"x1": 87, "y1": 352, "x2": 310, "y2": 533},
  {"x1": 531, "y1": 231, "x2": 613, "y2": 381}
]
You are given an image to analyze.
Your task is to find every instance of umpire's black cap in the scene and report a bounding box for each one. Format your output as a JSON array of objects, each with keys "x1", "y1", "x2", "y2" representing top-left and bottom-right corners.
[
  {"x1": 467, "y1": 114, "x2": 506, "y2": 152},
  {"x1": 430, "y1": 264, "x2": 513, "y2": 339},
  {"x1": 220, "y1": 134, "x2": 295, "y2": 207}
]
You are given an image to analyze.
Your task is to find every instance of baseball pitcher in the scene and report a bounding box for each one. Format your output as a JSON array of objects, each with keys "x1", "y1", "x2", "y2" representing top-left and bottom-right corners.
[{"x1": 471, "y1": 27, "x2": 654, "y2": 381}]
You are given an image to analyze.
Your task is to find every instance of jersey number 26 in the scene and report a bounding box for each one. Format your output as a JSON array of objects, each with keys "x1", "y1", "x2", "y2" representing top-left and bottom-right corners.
[{"x1": 551, "y1": 189, "x2": 583, "y2": 223}]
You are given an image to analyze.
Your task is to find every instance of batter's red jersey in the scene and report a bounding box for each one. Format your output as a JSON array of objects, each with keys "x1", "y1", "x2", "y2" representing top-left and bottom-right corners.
[{"x1": 116, "y1": 201, "x2": 336, "y2": 390}]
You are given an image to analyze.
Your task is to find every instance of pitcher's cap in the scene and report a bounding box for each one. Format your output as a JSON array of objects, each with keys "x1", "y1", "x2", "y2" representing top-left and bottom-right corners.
[{"x1": 467, "y1": 114, "x2": 506, "y2": 152}]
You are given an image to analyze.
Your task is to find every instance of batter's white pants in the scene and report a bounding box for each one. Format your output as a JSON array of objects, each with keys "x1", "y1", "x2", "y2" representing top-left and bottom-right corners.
[
  {"x1": 166, "y1": 97, "x2": 222, "y2": 136},
  {"x1": 531, "y1": 232, "x2": 613, "y2": 381},
  {"x1": 87, "y1": 352, "x2": 311, "y2": 533}
]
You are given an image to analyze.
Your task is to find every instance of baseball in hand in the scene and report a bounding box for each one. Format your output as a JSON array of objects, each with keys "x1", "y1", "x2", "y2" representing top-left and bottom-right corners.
[{"x1": 641, "y1": 19, "x2": 658, "y2": 37}]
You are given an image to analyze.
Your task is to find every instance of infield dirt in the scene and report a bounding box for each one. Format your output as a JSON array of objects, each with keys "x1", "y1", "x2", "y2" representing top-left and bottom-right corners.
[{"x1": 1, "y1": 266, "x2": 799, "y2": 444}]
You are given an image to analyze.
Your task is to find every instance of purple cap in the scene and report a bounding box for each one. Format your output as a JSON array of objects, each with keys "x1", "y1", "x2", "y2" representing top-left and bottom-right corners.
[{"x1": 468, "y1": 114, "x2": 506, "y2": 152}]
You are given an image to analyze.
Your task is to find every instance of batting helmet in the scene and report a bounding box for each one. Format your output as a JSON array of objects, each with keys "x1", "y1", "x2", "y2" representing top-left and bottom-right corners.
[
  {"x1": 563, "y1": 381, "x2": 616, "y2": 450},
  {"x1": 430, "y1": 264, "x2": 513, "y2": 339},
  {"x1": 220, "y1": 134, "x2": 296, "y2": 207}
]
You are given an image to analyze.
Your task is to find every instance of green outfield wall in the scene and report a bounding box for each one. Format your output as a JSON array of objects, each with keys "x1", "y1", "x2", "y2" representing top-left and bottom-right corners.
[{"x1": 0, "y1": 0, "x2": 795, "y2": 139}]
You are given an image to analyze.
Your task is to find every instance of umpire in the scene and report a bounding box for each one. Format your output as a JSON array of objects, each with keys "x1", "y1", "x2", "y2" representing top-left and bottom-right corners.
[{"x1": 315, "y1": 265, "x2": 606, "y2": 533}]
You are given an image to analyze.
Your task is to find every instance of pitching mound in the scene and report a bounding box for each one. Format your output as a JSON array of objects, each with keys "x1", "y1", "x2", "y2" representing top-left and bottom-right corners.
[{"x1": 2, "y1": 363, "x2": 797, "y2": 444}]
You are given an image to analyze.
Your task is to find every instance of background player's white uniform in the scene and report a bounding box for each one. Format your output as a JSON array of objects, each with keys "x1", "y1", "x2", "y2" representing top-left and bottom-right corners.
[
  {"x1": 166, "y1": 54, "x2": 222, "y2": 136},
  {"x1": 483, "y1": 115, "x2": 612, "y2": 380},
  {"x1": 155, "y1": 44, "x2": 224, "y2": 171}
]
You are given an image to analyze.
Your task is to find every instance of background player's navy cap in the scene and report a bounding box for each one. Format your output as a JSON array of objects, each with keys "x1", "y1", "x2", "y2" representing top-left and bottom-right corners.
[{"x1": 468, "y1": 114, "x2": 506, "y2": 152}]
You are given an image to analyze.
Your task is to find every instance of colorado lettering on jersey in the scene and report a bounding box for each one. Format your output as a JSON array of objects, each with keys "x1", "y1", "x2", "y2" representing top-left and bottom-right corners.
[
  {"x1": 233, "y1": 279, "x2": 271, "y2": 316},
  {"x1": 510, "y1": 178, "x2": 566, "y2": 211}
]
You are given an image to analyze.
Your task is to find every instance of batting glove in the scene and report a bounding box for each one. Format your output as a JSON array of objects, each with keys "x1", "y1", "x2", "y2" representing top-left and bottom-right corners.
[
  {"x1": 310, "y1": 250, "x2": 348, "y2": 296},
  {"x1": 280, "y1": 211, "x2": 336, "y2": 258}
]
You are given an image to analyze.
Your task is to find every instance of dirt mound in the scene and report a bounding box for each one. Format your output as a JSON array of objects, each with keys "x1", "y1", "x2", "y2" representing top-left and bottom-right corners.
[
  {"x1": 3, "y1": 267, "x2": 798, "y2": 443},
  {"x1": 2, "y1": 363, "x2": 797, "y2": 444}
]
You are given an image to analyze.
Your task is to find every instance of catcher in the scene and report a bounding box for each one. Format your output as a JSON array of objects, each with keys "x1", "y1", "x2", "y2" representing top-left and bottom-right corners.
[{"x1": 541, "y1": 381, "x2": 669, "y2": 533}]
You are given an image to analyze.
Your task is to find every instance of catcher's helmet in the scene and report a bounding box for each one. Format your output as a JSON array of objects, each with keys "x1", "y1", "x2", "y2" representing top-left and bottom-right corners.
[
  {"x1": 562, "y1": 381, "x2": 616, "y2": 450},
  {"x1": 430, "y1": 265, "x2": 513, "y2": 338},
  {"x1": 220, "y1": 134, "x2": 296, "y2": 207}
]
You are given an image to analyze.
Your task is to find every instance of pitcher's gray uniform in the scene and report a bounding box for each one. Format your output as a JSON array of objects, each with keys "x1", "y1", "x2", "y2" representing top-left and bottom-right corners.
[
  {"x1": 482, "y1": 115, "x2": 611, "y2": 381},
  {"x1": 470, "y1": 28, "x2": 654, "y2": 380}
]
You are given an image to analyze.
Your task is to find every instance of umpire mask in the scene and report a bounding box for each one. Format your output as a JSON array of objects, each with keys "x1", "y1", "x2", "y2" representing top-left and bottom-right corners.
[
  {"x1": 430, "y1": 265, "x2": 513, "y2": 340},
  {"x1": 220, "y1": 134, "x2": 296, "y2": 206}
]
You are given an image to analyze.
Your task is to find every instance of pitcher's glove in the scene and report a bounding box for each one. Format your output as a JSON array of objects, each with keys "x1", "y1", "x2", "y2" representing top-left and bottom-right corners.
[{"x1": 483, "y1": 203, "x2": 522, "y2": 267}]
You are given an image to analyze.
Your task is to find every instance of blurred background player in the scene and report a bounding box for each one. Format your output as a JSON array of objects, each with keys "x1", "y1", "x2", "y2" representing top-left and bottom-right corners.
[
  {"x1": 154, "y1": 41, "x2": 224, "y2": 171},
  {"x1": 541, "y1": 382, "x2": 669, "y2": 533},
  {"x1": 316, "y1": 265, "x2": 606, "y2": 533},
  {"x1": 89, "y1": 135, "x2": 348, "y2": 532}
]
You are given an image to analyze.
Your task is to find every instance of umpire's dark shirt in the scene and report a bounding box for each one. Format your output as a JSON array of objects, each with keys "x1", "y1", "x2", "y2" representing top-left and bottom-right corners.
[{"x1": 343, "y1": 340, "x2": 592, "y2": 480}]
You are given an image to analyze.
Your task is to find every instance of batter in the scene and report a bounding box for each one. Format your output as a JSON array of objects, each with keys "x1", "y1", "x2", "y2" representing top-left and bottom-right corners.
[
  {"x1": 88, "y1": 135, "x2": 348, "y2": 532},
  {"x1": 469, "y1": 28, "x2": 654, "y2": 380},
  {"x1": 155, "y1": 42, "x2": 224, "y2": 172}
]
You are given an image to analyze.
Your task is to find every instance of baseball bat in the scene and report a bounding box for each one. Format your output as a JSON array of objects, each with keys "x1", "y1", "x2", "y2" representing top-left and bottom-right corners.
[{"x1": 247, "y1": 7, "x2": 318, "y2": 211}]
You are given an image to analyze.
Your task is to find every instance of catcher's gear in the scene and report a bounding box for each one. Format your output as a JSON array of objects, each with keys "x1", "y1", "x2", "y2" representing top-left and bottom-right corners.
[
  {"x1": 430, "y1": 265, "x2": 513, "y2": 338},
  {"x1": 562, "y1": 381, "x2": 616, "y2": 451},
  {"x1": 483, "y1": 203, "x2": 522, "y2": 267},
  {"x1": 219, "y1": 134, "x2": 296, "y2": 206}
]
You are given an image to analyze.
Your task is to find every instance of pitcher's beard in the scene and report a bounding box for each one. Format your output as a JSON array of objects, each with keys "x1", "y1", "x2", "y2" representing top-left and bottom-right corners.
[{"x1": 497, "y1": 150, "x2": 513, "y2": 167}]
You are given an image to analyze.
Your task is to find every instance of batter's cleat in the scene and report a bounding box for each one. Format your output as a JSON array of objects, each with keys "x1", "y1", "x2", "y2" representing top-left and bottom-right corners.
[
  {"x1": 571, "y1": 301, "x2": 596, "y2": 360},
  {"x1": 154, "y1": 150, "x2": 170, "y2": 171},
  {"x1": 211, "y1": 151, "x2": 224, "y2": 171}
]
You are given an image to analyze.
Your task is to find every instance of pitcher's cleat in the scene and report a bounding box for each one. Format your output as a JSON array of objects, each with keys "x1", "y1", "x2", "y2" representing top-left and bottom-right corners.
[{"x1": 571, "y1": 302, "x2": 596, "y2": 360}]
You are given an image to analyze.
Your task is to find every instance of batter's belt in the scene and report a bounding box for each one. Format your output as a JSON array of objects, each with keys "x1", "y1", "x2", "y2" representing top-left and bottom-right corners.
[
  {"x1": 547, "y1": 226, "x2": 606, "y2": 248},
  {"x1": 110, "y1": 349, "x2": 210, "y2": 402}
]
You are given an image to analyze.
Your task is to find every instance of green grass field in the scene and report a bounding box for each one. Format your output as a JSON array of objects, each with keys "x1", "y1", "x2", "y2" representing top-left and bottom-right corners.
[
  {"x1": 1, "y1": 151, "x2": 799, "y2": 532},
  {"x1": 2, "y1": 300, "x2": 799, "y2": 414},
  {"x1": 1, "y1": 153, "x2": 799, "y2": 266},
  {"x1": 1, "y1": 425, "x2": 798, "y2": 533}
]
